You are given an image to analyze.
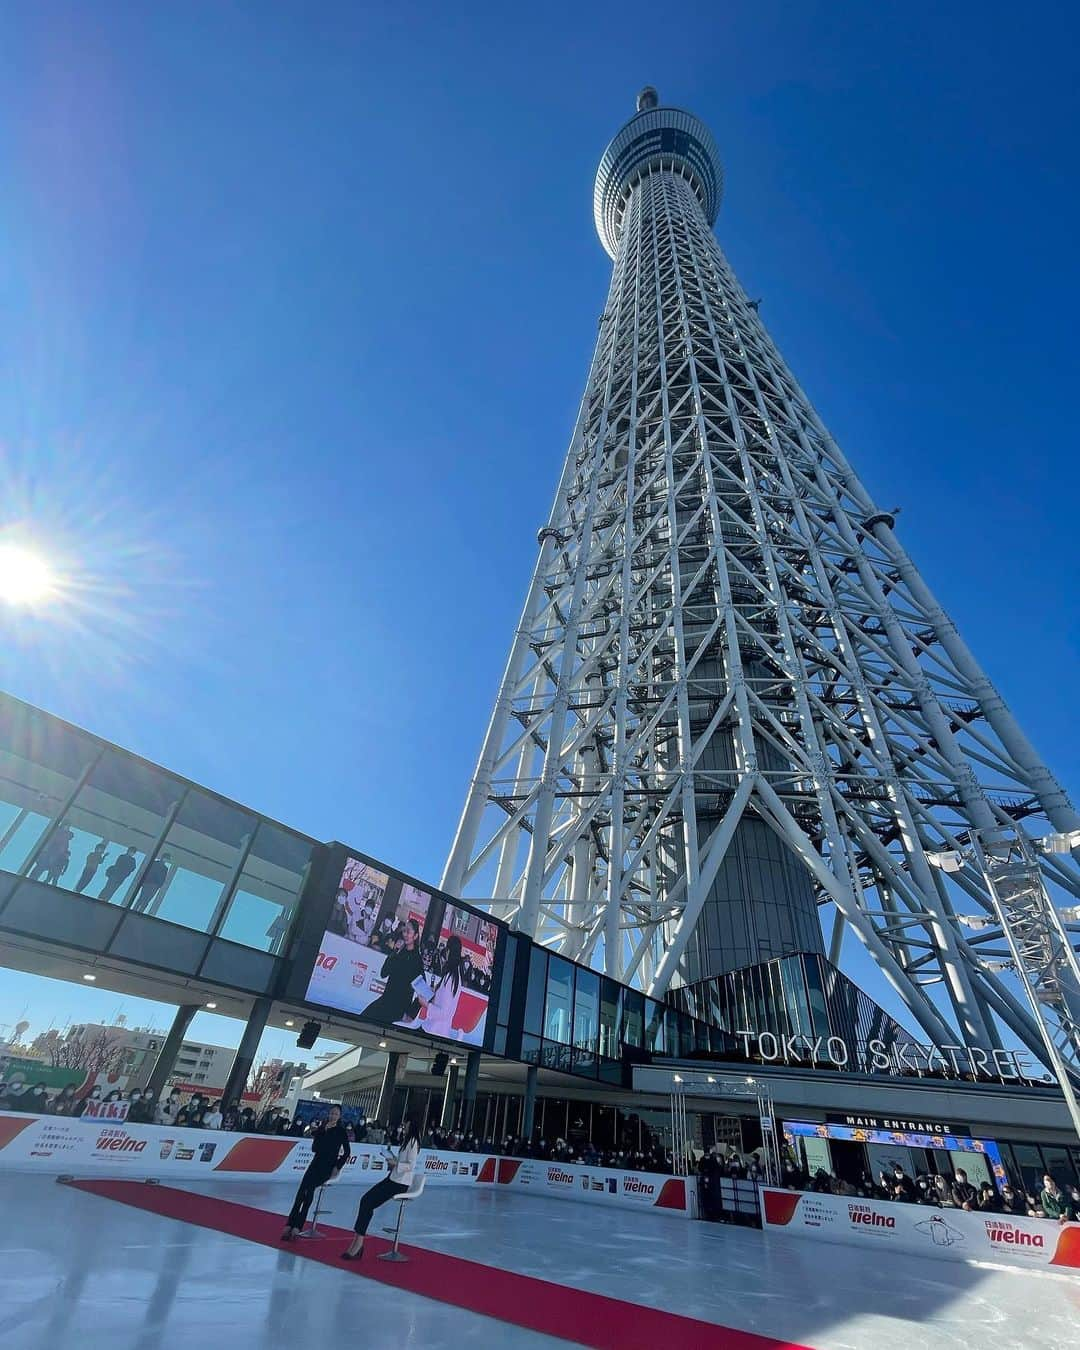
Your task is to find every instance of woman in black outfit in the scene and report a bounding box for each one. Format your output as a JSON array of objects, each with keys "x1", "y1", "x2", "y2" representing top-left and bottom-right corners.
[
  {"x1": 363, "y1": 920, "x2": 424, "y2": 1025},
  {"x1": 281, "y1": 1104, "x2": 351, "y2": 1240}
]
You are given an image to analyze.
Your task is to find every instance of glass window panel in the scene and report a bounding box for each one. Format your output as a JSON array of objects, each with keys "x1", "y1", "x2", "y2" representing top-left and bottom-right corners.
[
  {"x1": 42, "y1": 750, "x2": 182, "y2": 904},
  {"x1": 599, "y1": 977, "x2": 620, "y2": 1059},
  {"x1": 802, "y1": 954, "x2": 831, "y2": 1037},
  {"x1": 571, "y1": 1045, "x2": 598, "y2": 1078},
  {"x1": 524, "y1": 945, "x2": 547, "y2": 1035},
  {"x1": 1011, "y1": 1144, "x2": 1045, "y2": 1196},
  {"x1": 645, "y1": 998, "x2": 666, "y2": 1053},
  {"x1": 127, "y1": 789, "x2": 255, "y2": 934},
  {"x1": 622, "y1": 988, "x2": 643, "y2": 1049},
  {"x1": 948, "y1": 1150, "x2": 992, "y2": 1190},
  {"x1": 1041, "y1": 1146, "x2": 1074, "y2": 1186},
  {"x1": 544, "y1": 956, "x2": 573, "y2": 1045},
  {"x1": 664, "y1": 1008, "x2": 680, "y2": 1058},
  {"x1": 0, "y1": 698, "x2": 98, "y2": 875},
  {"x1": 521, "y1": 1034, "x2": 541, "y2": 1066},
  {"x1": 216, "y1": 821, "x2": 314, "y2": 951},
  {"x1": 572, "y1": 966, "x2": 599, "y2": 1055},
  {"x1": 496, "y1": 935, "x2": 518, "y2": 1026}
]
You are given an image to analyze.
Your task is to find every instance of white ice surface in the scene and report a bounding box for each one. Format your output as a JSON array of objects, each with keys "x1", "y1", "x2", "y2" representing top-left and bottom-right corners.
[{"x1": 1, "y1": 1173, "x2": 1077, "y2": 1349}]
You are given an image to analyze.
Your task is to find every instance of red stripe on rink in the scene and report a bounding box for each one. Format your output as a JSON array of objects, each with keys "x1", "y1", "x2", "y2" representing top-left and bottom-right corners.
[{"x1": 65, "y1": 1178, "x2": 814, "y2": 1350}]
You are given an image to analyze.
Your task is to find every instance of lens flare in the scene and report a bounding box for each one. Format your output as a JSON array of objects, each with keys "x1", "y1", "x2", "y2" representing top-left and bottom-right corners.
[{"x1": 0, "y1": 543, "x2": 57, "y2": 606}]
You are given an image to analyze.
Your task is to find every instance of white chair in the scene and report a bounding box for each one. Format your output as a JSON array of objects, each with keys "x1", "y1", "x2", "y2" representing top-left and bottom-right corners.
[{"x1": 379, "y1": 1174, "x2": 426, "y2": 1262}]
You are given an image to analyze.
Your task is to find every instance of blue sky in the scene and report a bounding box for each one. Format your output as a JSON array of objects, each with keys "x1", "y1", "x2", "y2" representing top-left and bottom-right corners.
[{"x1": 1, "y1": 2, "x2": 1078, "y2": 1052}]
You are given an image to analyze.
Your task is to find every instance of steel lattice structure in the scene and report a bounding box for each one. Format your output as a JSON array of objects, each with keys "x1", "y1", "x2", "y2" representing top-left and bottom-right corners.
[{"x1": 442, "y1": 89, "x2": 1080, "y2": 1069}]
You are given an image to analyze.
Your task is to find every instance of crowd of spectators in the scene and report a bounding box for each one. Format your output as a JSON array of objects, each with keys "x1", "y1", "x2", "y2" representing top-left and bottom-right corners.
[
  {"x1": 419, "y1": 1126, "x2": 675, "y2": 1172},
  {"x1": 14, "y1": 1077, "x2": 1074, "y2": 1219},
  {"x1": 1, "y1": 1082, "x2": 676, "y2": 1170},
  {"x1": 776, "y1": 1156, "x2": 1080, "y2": 1223}
]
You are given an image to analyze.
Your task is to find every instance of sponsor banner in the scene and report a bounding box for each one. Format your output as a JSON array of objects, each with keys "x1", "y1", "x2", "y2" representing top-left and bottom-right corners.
[
  {"x1": 0, "y1": 1113, "x2": 694, "y2": 1218},
  {"x1": 79, "y1": 1100, "x2": 131, "y2": 1123},
  {"x1": 0, "y1": 1114, "x2": 486, "y2": 1186},
  {"x1": 496, "y1": 1157, "x2": 694, "y2": 1218},
  {"x1": 759, "y1": 1187, "x2": 1080, "y2": 1274}
]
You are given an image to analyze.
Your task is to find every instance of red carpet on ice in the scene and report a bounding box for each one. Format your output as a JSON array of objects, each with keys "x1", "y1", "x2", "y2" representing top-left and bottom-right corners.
[{"x1": 66, "y1": 1178, "x2": 812, "y2": 1350}]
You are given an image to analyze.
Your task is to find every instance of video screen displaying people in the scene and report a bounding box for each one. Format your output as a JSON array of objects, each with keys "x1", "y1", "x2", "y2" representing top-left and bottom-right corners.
[{"x1": 304, "y1": 855, "x2": 501, "y2": 1048}]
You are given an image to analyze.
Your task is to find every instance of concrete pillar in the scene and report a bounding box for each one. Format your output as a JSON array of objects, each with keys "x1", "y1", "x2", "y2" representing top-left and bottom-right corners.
[
  {"x1": 461, "y1": 1050, "x2": 481, "y2": 1131},
  {"x1": 522, "y1": 1064, "x2": 538, "y2": 1141},
  {"x1": 375, "y1": 1051, "x2": 403, "y2": 1124},
  {"x1": 220, "y1": 997, "x2": 271, "y2": 1105},
  {"x1": 144, "y1": 1003, "x2": 199, "y2": 1105},
  {"x1": 439, "y1": 1063, "x2": 460, "y2": 1129}
]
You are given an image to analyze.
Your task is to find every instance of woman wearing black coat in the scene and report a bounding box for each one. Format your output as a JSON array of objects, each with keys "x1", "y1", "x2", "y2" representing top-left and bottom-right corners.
[
  {"x1": 364, "y1": 920, "x2": 424, "y2": 1025},
  {"x1": 281, "y1": 1105, "x2": 351, "y2": 1240}
]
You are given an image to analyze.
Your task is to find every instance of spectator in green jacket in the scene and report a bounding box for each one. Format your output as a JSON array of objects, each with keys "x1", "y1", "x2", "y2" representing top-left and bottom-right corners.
[{"x1": 1038, "y1": 1175, "x2": 1078, "y2": 1222}]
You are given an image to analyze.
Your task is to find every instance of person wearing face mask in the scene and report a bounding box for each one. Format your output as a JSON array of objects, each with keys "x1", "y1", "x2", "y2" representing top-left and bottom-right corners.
[
  {"x1": 72, "y1": 1086, "x2": 102, "y2": 1119},
  {"x1": 125, "y1": 1089, "x2": 151, "y2": 1124},
  {"x1": 891, "y1": 1166, "x2": 916, "y2": 1202},
  {"x1": 49, "y1": 1084, "x2": 79, "y2": 1116},
  {"x1": 19, "y1": 1082, "x2": 52, "y2": 1115},
  {"x1": 950, "y1": 1169, "x2": 979, "y2": 1211}
]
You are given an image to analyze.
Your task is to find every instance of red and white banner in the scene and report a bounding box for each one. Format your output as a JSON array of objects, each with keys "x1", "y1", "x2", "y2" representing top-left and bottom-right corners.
[
  {"x1": 0, "y1": 1113, "x2": 693, "y2": 1218},
  {"x1": 760, "y1": 1187, "x2": 1080, "y2": 1273},
  {"x1": 491, "y1": 1156, "x2": 693, "y2": 1216}
]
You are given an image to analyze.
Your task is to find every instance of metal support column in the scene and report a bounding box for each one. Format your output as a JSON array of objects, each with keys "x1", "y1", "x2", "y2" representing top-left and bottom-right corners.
[
  {"x1": 461, "y1": 1050, "x2": 481, "y2": 1132},
  {"x1": 522, "y1": 1064, "x2": 538, "y2": 1141},
  {"x1": 374, "y1": 1051, "x2": 403, "y2": 1125},
  {"x1": 439, "y1": 1063, "x2": 460, "y2": 1130},
  {"x1": 220, "y1": 997, "x2": 271, "y2": 1105},
  {"x1": 143, "y1": 1003, "x2": 199, "y2": 1105}
]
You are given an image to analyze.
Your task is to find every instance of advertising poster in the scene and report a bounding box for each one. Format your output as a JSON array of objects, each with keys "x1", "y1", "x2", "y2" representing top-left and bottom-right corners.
[
  {"x1": 304, "y1": 855, "x2": 500, "y2": 1047},
  {"x1": 0, "y1": 1113, "x2": 693, "y2": 1219},
  {"x1": 760, "y1": 1187, "x2": 1080, "y2": 1273}
]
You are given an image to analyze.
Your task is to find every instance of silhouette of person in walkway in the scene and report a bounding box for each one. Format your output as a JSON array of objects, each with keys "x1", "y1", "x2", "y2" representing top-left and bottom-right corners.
[
  {"x1": 99, "y1": 846, "x2": 138, "y2": 901},
  {"x1": 130, "y1": 852, "x2": 171, "y2": 913},
  {"x1": 75, "y1": 840, "x2": 109, "y2": 893},
  {"x1": 29, "y1": 826, "x2": 74, "y2": 886}
]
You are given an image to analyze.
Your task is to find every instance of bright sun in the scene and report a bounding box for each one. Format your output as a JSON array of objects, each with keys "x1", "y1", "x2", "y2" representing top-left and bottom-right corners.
[{"x1": 0, "y1": 543, "x2": 57, "y2": 606}]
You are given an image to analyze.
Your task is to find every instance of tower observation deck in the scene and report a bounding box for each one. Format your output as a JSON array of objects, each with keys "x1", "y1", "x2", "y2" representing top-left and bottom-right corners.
[{"x1": 443, "y1": 89, "x2": 1080, "y2": 1070}]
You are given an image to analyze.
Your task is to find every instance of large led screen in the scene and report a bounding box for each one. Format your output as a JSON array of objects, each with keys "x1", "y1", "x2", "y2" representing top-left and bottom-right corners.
[{"x1": 304, "y1": 855, "x2": 501, "y2": 1048}]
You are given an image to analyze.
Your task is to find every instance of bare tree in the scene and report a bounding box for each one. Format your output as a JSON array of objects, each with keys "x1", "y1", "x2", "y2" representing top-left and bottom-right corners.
[{"x1": 49, "y1": 1026, "x2": 128, "y2": 1086}]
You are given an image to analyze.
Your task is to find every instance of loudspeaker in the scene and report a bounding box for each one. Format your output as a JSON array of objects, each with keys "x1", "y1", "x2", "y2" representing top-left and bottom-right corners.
[
  {"x1": 431, "y1": 1051, "x2": 449, "y2": 1077},
  {"x1": 297, "y1": 1020, "x2": 321, "y2": 1049}
]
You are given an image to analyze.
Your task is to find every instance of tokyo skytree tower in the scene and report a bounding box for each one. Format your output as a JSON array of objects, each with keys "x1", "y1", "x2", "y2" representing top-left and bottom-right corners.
[{"x1": 443, "y1": 88, "x2": 1080, "y2": 1064}]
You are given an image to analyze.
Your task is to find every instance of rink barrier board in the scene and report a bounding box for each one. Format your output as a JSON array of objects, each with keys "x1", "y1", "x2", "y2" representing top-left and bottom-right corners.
[
  {"x1": 759, "y1": 1186, "x2": 1080, "y2": 1273},
  {"x1": 0, "y1": 1112, "x2": 694, "y2": 1218}
]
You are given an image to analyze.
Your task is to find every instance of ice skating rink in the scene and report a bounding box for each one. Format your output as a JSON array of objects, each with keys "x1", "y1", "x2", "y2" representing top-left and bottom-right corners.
[{"x1": 1, "y1": 1174, "x2": 1078, "y2": 1349}]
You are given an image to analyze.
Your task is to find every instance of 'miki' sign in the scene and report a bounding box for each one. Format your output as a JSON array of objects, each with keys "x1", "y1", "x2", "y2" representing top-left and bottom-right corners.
[{"x1": 732, "y1": 1030, "x2": 1047, "y2": 1085}]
